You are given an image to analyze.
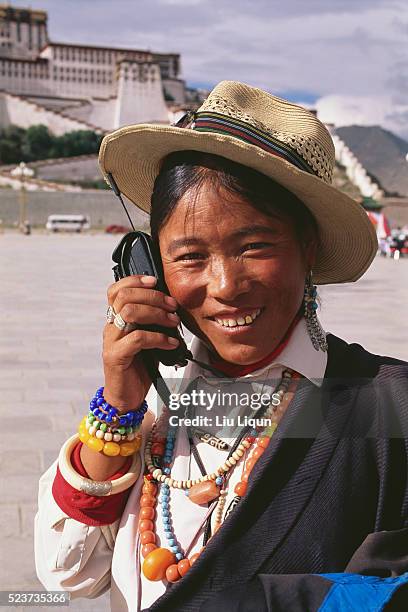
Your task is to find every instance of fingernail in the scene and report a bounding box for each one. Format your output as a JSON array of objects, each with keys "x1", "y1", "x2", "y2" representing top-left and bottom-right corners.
[
  {"x1": 140, "y1": 275, "x2": 157, "y2": 285},
  {"x1": 167, "y1": 312, "x2": 179, "y2": 322},
  {"x1": 168, "y1": 337, "x2": 179, "y2": 345},
  {"x1": 164, "y1": 295, "x2": 177, "y2": 307}
]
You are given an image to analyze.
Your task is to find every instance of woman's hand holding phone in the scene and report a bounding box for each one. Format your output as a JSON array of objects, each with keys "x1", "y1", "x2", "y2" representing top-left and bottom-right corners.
[{"x1": 103, "y1": 274, "x2": 180, "y2": 413}]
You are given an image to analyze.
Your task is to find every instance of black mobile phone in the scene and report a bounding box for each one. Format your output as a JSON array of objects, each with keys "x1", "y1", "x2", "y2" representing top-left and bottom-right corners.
[{"x1": 112, "y1": 231, "x2": 191, "y2": 367}]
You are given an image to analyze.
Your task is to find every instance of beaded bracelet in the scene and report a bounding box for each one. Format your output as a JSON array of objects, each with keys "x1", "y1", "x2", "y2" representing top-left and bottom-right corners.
[
  {"x1": 79, "y1": 388, "x2": 148, "y2": 457},
  {"x1": 86, "y1": 415, "x2": 140, "y2": 441},
  {"x1": 78, "y1": 417, "x2": 142, "y2": 456},
  {"x1": 90, "y1": 387, "x2": 147, "y2": 429},
  {"x1": 58, "y1": 434, "x2": 141, "y2": 496}
]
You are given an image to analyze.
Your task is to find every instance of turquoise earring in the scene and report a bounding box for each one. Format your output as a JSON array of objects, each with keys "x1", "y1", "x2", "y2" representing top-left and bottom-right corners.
[{"x1": 304, "y1": 273, "x2": 328, "y2": 352}]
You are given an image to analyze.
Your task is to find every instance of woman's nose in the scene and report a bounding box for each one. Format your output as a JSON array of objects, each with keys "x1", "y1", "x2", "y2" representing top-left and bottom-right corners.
[{"x1": 207, "y1": 258, "x2": 250, "y2": 301}]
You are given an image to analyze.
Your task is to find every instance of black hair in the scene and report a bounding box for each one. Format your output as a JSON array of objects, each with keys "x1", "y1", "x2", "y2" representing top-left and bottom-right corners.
[{"x1": 150, "y1": 151, "x2": 318, "y2": 247}]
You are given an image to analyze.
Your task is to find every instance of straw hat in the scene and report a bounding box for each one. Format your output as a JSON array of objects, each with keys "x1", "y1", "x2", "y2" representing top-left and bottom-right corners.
[{"x1": 99, "y1": 80, "x2": 378, "y2": 285}]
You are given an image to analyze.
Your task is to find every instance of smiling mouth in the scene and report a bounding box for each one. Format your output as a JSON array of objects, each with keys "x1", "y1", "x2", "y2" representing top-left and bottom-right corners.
[{"x1": 211, "y1": 308, "x2": 264, "y2": 329}]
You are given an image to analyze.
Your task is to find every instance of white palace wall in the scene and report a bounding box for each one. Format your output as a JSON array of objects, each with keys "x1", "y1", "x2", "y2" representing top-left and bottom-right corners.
[
  {"x1": 0, "y1": 91, "x2": 103, "y2": 134},
  {"x1": 114, "y1": 62, "x2": 168, "y2": 127},
  {"x1": 63, "y1": 97, "x2": 117, "y2": 131},
  {"x1": 0, "y1": 57, "x2": 53, "y2": 95}
]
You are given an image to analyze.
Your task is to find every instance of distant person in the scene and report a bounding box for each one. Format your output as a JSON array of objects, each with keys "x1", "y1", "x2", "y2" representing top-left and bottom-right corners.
[{"x1": 35, "y1": 81, "x2": 408, "y2": 611}]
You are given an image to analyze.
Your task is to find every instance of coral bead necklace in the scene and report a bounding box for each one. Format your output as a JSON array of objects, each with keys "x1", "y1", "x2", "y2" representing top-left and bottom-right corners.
[{"x1": 139, "y1": 369, "x2": 300, "y2": 583}]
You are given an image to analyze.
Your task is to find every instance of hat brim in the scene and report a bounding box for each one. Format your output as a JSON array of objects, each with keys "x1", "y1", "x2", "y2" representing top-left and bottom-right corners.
[{"x1": 99, "y1": 124, "x2": 378, "y2": 285}]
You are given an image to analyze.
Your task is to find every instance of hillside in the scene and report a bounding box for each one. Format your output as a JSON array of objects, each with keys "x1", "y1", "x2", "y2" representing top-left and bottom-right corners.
[{"x1": 335, "y1": 125, "x2": 408, "y2": 197}]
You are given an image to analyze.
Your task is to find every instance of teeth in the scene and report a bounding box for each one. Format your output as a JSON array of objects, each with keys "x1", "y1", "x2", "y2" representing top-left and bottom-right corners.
[{"x1": 215, "y1": 308, "x2": 262, "y2": 328}]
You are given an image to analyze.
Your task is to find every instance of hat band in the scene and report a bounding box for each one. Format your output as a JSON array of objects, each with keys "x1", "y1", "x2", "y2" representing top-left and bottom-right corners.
[{"x1": 190, "y1": 111, "x2": 316, "y2": 176}]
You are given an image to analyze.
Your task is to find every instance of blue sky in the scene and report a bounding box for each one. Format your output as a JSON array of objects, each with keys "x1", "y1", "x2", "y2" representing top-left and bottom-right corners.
[{"x1": 9, "y1": 0, "x2": 408, "y2": 137}]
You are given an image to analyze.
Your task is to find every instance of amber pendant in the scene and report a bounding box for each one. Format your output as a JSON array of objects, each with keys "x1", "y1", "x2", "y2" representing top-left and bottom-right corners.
[
  {"x1": 187, "y1": 480, "x2": 220, "y2": 505},
  {"x1": 142, "y1": 547, "x2": 176, "y2": 581}
]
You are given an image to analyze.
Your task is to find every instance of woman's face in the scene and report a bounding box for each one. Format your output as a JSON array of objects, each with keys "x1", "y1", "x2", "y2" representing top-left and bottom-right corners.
[{"x1": 159, "y1": 181, "x2": 315, "y2": 365}]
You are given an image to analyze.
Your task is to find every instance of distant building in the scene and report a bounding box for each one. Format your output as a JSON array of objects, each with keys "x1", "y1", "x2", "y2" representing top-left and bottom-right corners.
[{"x1": 0, "y1": 4, "x2": 186, "y2": 133}]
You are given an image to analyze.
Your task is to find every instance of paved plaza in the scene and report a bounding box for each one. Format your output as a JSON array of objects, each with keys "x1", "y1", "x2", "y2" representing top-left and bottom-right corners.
[{"x1": 1, "y1": 232, "x2": 408, "y2": 611}]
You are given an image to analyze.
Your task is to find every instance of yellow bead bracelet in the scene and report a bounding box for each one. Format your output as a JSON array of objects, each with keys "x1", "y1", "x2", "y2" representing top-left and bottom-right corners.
[{"x1": 78, "y1": 417, "x2": 142, "y2": 457}]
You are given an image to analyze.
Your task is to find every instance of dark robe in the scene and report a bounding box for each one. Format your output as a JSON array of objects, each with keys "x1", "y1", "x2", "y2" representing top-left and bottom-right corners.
[{"x1": 144, "y1": 334, "x2": 408, "y2": 611}]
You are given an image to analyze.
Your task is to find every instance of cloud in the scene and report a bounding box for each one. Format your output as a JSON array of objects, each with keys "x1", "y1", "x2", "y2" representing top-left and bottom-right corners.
[
  {"x1": 315, "y1": 94, "x2": 408, "y2": 139},
  {"x1": 392, "y1": 17, "x2": 408, "y2": 34},
  {"x1": 159, "y1": 0, "x2": 204, "y2": 4}
]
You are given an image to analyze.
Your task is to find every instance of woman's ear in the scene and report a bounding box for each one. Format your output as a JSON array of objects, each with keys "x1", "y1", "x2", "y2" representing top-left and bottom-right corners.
[
  {"x1": 302, "y1": 237, "x2": 318, "y2": 273},
  {"x1": 308, "y1": 239, "x2": 318, "y2": 270}
]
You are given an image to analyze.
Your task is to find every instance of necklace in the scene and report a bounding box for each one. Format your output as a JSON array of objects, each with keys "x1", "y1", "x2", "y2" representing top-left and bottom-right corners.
[
  {"x1": 139, "y1": 368, "x2": 300, "y2": 583},
  {"x1": 192, "y1": 428, "x2": 230, "y2": 451},
  {"x1": 144, "y1": 369, "x2": 296, "y2": 501}
]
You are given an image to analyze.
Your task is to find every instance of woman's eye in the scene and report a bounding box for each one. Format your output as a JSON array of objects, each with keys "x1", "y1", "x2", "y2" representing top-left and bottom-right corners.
[
  {"x1": 176, "y1": 252, "x2": 204, "y2": 261},
  {"x1": 243, "y1": 242, "x2": 271, "y2": 251}
]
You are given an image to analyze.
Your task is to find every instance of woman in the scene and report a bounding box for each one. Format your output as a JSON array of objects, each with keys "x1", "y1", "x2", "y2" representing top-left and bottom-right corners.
[{"x1": 35, "y1": 81, "x2": 408, "y2": 611}]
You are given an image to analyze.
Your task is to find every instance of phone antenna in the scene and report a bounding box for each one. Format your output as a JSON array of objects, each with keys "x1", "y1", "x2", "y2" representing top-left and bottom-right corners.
[{"x1": 106, "y1": 173, "x2": 136, "y2": 231}]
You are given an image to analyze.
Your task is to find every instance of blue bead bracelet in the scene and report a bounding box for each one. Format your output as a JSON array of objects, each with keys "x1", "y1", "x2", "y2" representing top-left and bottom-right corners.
[{"x1": 89, "y1": 387, "x2": 148, "y2": 428}]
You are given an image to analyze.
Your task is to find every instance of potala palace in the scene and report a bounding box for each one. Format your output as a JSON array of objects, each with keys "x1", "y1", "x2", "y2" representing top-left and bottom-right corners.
[{"x1": 0, "y1": 4, "x2": 188, "y2": 134}]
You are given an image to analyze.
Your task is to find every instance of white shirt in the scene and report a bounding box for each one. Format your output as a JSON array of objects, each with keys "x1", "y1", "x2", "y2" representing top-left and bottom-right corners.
[{"x1": 34, "y1": 318, "x2": 327, "y2": 611}]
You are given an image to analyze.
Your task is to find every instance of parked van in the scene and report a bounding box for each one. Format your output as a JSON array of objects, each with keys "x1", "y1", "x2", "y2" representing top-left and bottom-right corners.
[{"x1": 46, "y1": 215, "x2": 90, "y2": 233}]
